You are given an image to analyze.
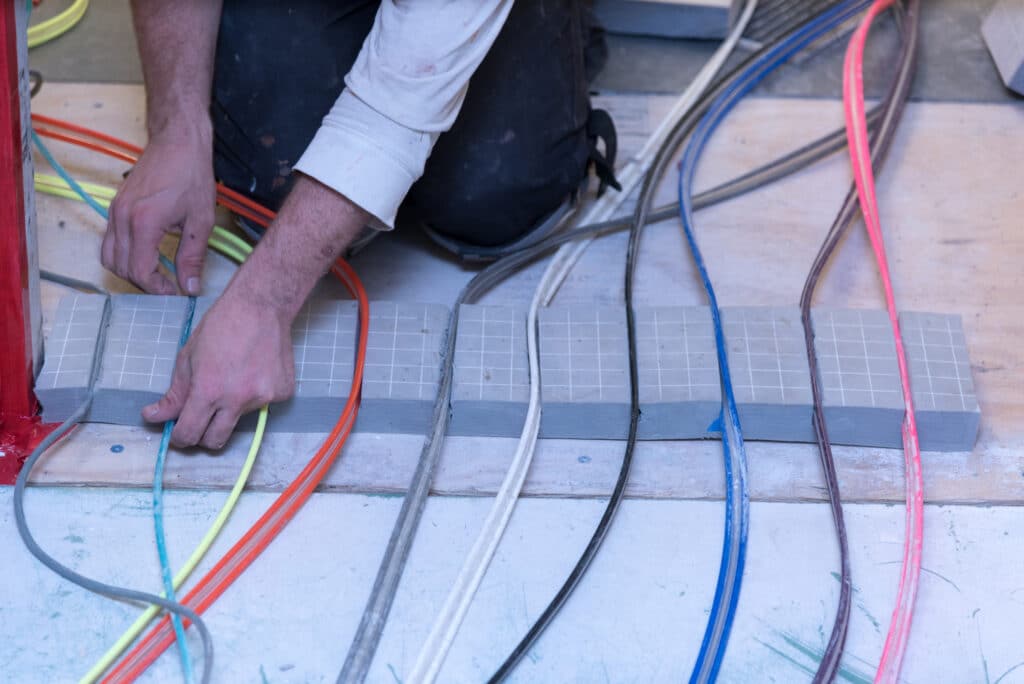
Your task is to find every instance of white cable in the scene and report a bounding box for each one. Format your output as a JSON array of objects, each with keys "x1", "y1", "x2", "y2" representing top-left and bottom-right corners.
[{"x1": 406, "y1": 3, "x2": 758, "y2": 681}]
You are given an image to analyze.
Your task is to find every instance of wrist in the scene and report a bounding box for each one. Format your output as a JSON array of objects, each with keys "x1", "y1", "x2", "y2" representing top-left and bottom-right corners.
[{"x1": 147, "y1": 106, "x2": 213, "y2": 148}]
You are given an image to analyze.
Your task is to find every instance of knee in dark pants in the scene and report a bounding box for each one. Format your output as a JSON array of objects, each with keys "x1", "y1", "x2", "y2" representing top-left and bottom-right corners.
[{"x1": 406, "y1": 144, "x2": 589, "y2": 248}]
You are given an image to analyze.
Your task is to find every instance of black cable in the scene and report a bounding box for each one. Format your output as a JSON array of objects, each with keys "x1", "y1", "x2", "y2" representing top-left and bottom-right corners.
[
  {"x1": 801, "y1": 2, "x2": 919, "y2": 681},
  {"x1": 12, "y1": 298, "x2": 215, "y2": 684},
  {"x1": 29, "y1": 70, "x2": 43, "y2": 98}
]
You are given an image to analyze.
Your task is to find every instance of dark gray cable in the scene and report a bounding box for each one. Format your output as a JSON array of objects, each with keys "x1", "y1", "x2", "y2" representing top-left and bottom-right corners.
[
  {"x1": 40, "y1": 269, "x2": 109, "y2": 295},
  {"x1": 13, "y1": 298, "x2": 215, "y2": 684}
]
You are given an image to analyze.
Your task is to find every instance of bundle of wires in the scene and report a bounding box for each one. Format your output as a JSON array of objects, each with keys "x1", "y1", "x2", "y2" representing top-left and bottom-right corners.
[
  {"x1": 338, "y1": 2, "x2": 900, "y2": 681},
  {"x1": 24, "y1": 116, "x2": 371, "y2": 683},
  {"x1": 401, "y1": 3, "x2": 760, "y2": 682},
  {"x1": 841, "y1": 1, "x2": 924, "y2": 681},
  {"x1": 32, "y1": 130, "x2": 203, "y2": 679}
]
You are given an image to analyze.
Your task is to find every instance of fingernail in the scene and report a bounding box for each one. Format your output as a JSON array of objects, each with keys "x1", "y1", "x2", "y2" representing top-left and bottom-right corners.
[
  {"x1": 142, "y1": 405, "x2": 157, "y2": 419},
  {"x1": 187, "y1": 277, "x2": 200, "y2": 295}
]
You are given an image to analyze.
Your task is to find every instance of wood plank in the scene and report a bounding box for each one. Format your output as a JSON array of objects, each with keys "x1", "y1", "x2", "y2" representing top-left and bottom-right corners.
[{"x1": 29, "y1": 85, "x2": 1024, "y2": 504}]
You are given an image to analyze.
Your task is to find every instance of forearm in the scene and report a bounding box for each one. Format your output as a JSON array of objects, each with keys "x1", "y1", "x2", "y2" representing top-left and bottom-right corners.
[
  {"x1": 130, "y1": 0, "x2": 222, "y2": 138},
  {"x1": 223, "y1": 175, "x2": 368, "y2": 322}
]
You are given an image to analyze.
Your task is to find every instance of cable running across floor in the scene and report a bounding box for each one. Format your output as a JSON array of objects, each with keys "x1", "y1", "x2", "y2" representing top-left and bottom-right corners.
[
  {"x1": 841, "y1": 2, "x2": 925, "y2": 681},
  {"x1": 21, "y1": 116, "x2": 370, "y2": 684},
  {"x1": 402, "y1": 3, "x2": 759, "y2": 682},
  {"x1": 29, "y1": 65, "x2": 899, "y2": 678},
  {"x1": 640, "y1": 2, "x2": 877, "y2": 679},
  {"x1": 798, "y1": 2, "x2": 919, "y2": 681}
]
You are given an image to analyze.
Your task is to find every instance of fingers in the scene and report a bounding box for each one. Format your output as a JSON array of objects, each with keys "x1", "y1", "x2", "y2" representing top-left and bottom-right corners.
[
  {"x1": 169, "y1": 387, "x2": 217, "y2": 449},
  {"x1": 199, "y1": 408, "x2": 243, "y2": 451},
  {"x1": 143, "y1": 351, "x2": 192, "y2": 423},
  {"x1": 105, "y1": 192, "x2": 177, "y2": 294},
  {"x1": 129, "y1": 200, "x2": 177, "y2": 295},
  {"x1": 175, "y1": 212, "x2": 214, "y2": 296}
]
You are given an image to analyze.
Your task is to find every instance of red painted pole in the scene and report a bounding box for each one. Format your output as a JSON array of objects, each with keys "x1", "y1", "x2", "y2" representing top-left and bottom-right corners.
[{"x1": 0, "y1": 2, "x2": 45, "y2": 483}]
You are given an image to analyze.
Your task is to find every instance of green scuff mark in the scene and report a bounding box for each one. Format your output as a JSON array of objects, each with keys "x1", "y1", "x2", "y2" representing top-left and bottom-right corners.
[
  {"x1": 387, "y1": 663, "x2": 403, "y2": 683},
  {"x1": 777, "y1": 632, "x2": 873, "y2": 684},
  {"x1": 63, "y1": 534, "x2": 84, "y2": 544},
  {"x1": 259, "y1": 664, "x2": 271, "y2": 684},
  {"x1": 755, "y1": 638, "x2": 816, "y2": 678},
  {"x1": 758, "y1": 626, "x2": 874, "y2": 684},
  {"x1": 829, "y1": 570, "x2": 880, "y2": 633},
  {"x1": 994, "y1": 660, "x2": 1024, "y2": 684}
]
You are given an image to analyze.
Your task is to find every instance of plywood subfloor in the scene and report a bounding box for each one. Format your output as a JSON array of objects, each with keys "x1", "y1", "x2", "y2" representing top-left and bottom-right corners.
[{"x1": 26, "y1": 84, "x2": 1024, "y2": 504}]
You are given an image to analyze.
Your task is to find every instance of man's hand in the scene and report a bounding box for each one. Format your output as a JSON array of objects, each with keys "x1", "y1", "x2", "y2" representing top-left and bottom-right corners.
[
  {"x1": 102, "y1": 123, "x2": 215, "y2": 296},
  {"x1": 104, "y1": 0, "x2": 223, "y2": 294},
  {"x1": 143, "y1": 290, "x2": 294, "y2": 449},
  {"x1": 141, "y1": 175, "x2": 369, "y2": 448}
]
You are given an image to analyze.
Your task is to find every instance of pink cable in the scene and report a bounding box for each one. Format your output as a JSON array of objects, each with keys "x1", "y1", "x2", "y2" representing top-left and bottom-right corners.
[{"x1": 842, "y1": 2, "x2": 924, "y2": 682}]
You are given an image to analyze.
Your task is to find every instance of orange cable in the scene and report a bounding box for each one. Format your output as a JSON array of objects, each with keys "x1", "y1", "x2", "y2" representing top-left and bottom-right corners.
[{"x1": 31, "y1": 114, "x2": 371, "y2": 683}]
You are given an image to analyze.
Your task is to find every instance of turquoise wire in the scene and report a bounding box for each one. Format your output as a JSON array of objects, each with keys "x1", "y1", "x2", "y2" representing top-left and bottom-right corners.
[
  {"x1": 33, "y1": 127, "x2": 196, "y2": 680},
  {"x1": 154, "y1": 296, "x2": 198, "y2": 683}
]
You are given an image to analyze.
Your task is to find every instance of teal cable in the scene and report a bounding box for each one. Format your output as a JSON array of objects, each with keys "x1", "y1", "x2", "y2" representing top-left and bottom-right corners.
[
  {"x1": 30, "y1": 129, "x2": 175, "y2": 273},
  {"x1": 33, "y1": 126, "x2": 195, "y2": 680},
  {"x1": 32, "y1": 129, "x2": 109, "y2": 219},
  {"x1": 154, "y1": 296, "x2": 198, "y2": 683}
]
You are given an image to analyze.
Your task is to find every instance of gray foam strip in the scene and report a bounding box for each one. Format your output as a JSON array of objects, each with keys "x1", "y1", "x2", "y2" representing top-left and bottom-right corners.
[
  {"x1": 35, "y1": 293, "x2": 107, "y2": 421},
  {"x1": 37, "y1": 295, "x2": 981, "y2": 451},
  {"x1": 982, "y1": 0, "x2": 1024, "y2": 95}
]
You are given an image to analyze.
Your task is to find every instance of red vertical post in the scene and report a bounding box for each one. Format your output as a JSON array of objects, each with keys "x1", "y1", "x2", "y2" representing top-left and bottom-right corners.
[{"x1": 0, "y1": 2, "x2": 44, "y2": 483}]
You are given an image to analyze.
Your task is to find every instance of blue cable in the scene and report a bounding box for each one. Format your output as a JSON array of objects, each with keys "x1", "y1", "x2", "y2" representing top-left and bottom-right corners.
[
  {"x1": 32, "y1": 129, "x2": 111, "y2": 220},
  {"x1": 154, "y1": 295, "x2": 198, "y2": 683},
  {"x1": 677, "y1": 2, "x2": 873, "y2": 682},
  {"x1": 33, "y1": 128, "x2": 196, "y2": 680}
]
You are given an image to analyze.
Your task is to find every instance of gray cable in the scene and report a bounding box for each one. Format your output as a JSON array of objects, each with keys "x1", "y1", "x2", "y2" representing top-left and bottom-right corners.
[
  {"x1": 40, "y1": 269, "x2": 109, "y2": 295},
  {"x1": 13, "y1": 297, "x2": 215, "y2": 684}
]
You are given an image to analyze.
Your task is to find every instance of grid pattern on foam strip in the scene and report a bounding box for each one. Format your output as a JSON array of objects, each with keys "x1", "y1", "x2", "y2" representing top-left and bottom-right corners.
[
  {"x1": 635, "y1": 306, "x2": 719, "y2": 403},
  {"x1": 539, "y1": 305, "x2": 629, "y2": 403},
  {"x1": 453, "y1": 305, "x2": 529, "y2": 403},
  {"x1": 900, "y1": 312, "x2": 978, "y2": 412},
  {"x1": 97, "y1": 295, "x2": 186, "y2": 392},
  {"x1": 362, "y1": 302, "x2": 448, "y2": 401},
  {"x1": 291, "y1": 299, "x2": 359, "y2": 398},
  {"x1": 722, "y1": 307, "x2": 813, "y2": 404},
  {"x1": 36, "y1": 294, "x2": 106, "y2": 390},
  {"x1": 811, "y1": 309, "x2": 902, "y2": 409}
]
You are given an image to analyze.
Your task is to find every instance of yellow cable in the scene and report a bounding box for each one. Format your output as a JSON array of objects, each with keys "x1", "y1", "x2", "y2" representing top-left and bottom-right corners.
[
  {"x1": 27, "y1": 0, "x2": 89, "y2": 49},
  {"x1": 34, "y1": 174, "x2": 251, "y2": 263},
  {"x1": 32, "y1": 173, "x2": 268, "y2": 683}
]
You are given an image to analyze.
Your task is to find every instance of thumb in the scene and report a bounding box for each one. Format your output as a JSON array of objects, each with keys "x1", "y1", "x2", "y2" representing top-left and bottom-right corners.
[
  {"x1": 175, "y1": 214, "x2": 212, "y2": 296},
  {"x1": 143, "y1": 351, "x2": 192, "y2": 423}
]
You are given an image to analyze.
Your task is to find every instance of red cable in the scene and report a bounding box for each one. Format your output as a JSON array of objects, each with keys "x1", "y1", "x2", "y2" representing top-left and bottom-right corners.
[
  {"x1": 842, "y1": 4, "x2": 923, "y2": 683},
  {"x1": 31, "y1": 115, "x2": 371, "y2": 682},
  {"x1": 33, "y1": 126, "x2": 139, "y2": 164}
]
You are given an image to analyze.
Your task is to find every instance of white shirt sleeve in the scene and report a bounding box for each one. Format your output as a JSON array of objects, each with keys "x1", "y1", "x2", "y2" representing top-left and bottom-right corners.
[{"x1": 293, "y1": 1, "x2": 514, "y2": 230}]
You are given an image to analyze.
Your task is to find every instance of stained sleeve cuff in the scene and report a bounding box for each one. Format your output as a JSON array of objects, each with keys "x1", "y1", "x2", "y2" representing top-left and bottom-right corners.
[{"x1": 293, "y1": 89, "x2": 438, "y2": 230}]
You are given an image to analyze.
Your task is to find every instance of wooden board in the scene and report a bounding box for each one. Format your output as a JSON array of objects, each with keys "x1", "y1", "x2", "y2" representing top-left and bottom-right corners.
[{"x1": 28, "y1": 84, "x2": 1024, "y2": 504}]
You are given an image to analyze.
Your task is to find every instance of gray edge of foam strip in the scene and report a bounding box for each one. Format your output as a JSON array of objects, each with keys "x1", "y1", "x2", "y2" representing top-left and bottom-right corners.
[{"x1": 36, "y1": 294, "x2": 981, "y2": 451}]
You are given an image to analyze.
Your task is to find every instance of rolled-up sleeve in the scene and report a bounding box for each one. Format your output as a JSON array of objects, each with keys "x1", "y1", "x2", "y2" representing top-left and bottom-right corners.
[{"x1": 294, "y1": 1, "x2": 514, "y2": 229}]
